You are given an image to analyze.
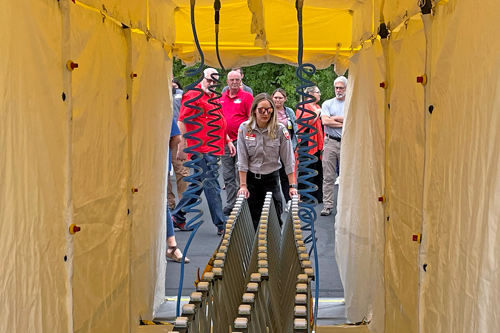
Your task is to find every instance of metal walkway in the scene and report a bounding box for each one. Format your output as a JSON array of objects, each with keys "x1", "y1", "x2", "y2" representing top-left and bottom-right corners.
[{"x1": 160, "y1": 177, "x2": 345, "y2": 327}]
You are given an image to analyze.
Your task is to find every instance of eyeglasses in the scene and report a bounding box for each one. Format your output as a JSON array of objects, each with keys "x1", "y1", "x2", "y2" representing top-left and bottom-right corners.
[
  {"x1": 257, "y1": 107, "x2": 274, "y2": 114},
  {"x1": 205, "y1": 77, "x2": 215, "y2": 84}
]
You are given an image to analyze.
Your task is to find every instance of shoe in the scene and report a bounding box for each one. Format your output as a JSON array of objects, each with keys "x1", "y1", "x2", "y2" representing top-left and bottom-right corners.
[
  {"x1": 320, "y1": 207, "x2": 332, "y2": 216},
  {"x1": 217, "y1": 228, "x2": 224, "y2": 236},
  {"x1": 284, "y1": 200, "x2": 291, "y2": 213},
  {"x1": 335, "y1": 177, "x2": 340, "y2": 185},
  {"x1": 223, "y1": 207, "x2": 232, "y2": 216},
  {"x1": 166, "y1": 246, "x2": 190, "y2": 263},
  {"x1": 172, "y1": 216, "x2": 192, "y2": 231}
]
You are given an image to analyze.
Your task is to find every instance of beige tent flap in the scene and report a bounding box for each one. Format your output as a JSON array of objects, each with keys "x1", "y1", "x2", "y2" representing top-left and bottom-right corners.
[
  {"x1": 129, "y1": 32, "x2": 172, "y2": 321},
  {"x1": 420, "y1": 1, "x2": 500, "y2": 331},
  {"x1": 70, "y1": 6, "x2": 130, "y2": 332},
  {"x1": 335, "y1": 40, "x2": 386, "y2": 332},
  {"x1": 0, "y1": 1, "x2": 69, "y2": 331},
  {"x1": 385, "y1": 17, "x2": 425, "y2": 333}
]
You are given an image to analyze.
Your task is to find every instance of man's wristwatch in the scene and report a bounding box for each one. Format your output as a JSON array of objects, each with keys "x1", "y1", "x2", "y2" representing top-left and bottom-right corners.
[{"x1": 289, "y1": 184, "x2": 298, "y2": 189}]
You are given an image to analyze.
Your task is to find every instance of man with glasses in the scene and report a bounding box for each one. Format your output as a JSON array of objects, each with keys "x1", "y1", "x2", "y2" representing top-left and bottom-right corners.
[
  {"x1": 320, "y1": 76, "x2": 347, "y2": 216},
  {"x1": 173, "y1": 68, "x2": 236, "y2": 235},
  {"x1": 220, "y1": 70, "x2": 254, "y2": 215}
]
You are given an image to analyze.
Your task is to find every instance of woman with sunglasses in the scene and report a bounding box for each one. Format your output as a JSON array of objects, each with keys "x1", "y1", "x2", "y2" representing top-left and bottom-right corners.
[{"x1": 237, "y1": 93, "x2": 298, "y2": 230}]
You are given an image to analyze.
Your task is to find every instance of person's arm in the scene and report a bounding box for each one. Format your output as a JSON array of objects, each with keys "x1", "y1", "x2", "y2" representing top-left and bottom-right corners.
[
  {"x1": 321, "y1": 115, "x2": 343, "y2": 128},
  {"x1": 321, "y1": 100, "x2": 343, "y2": 128},
  {"x1": 237, "y1": 171, "x2": 249, "y2": 199},
  {"x1": 287, "y1": 172, "x2": 299, "y2": 199},
  {"x1": 176, "y1": 120, "x2": 187, "y2": 161},
  {"x1": 170, "y1": 134, "x2": 181, "y2": 149},
  {"x1": 236, "y1": 125, "x2": 250, "y2": 198},
  {"x1": 226, "y1": 135, "x2": 236, "y2": 156}
]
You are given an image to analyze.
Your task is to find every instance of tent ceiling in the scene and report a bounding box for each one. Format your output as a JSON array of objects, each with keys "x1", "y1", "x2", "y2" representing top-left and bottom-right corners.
[{"x1": 170, "y1": 0, "x2": 360, "y2": 71}]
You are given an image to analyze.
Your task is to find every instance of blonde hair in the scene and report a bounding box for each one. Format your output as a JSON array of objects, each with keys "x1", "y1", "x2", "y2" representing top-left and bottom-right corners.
[{"x1": 247, "y1": 93, "x2": 279, "y2": 140}]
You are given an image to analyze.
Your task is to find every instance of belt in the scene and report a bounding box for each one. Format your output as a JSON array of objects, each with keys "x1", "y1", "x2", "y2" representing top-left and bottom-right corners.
[
  {"x1": 326, "y1": 134, "x2": 341, "y2": 142},
  {"x1": 248, "y1": 170, "x2": 279, "y2": 180}
]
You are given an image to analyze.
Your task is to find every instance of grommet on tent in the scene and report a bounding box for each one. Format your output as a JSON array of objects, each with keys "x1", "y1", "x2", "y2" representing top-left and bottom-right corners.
[
  {"x1": 131, "y1": 187, "x2": 138, "y2": 194},
  {"x1": 378, "y1": 195, "x2": 386, "y2": 203},
  {"x1": 379, "y1": 81, "x2": 387, "y2": 89},
  {"x1": 66, "y1": 60, "x2": 78, "y2": 71},
  {"x1": 412, "y1": 233, "x2": 422, "y2": 243},
  {"x1": 130, "y1": 72, "x2": 138, "y2": 79},
  {"x1": 69, "y1": 224, "x2": 81, "y2": 235},
  {"x1": 417, "y1": 74, "x2": 427, "y2": 86}
]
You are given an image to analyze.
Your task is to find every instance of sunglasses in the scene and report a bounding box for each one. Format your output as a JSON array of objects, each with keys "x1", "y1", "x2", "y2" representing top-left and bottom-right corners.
[{"x1": 257, "y1": 107, "x2": 274, "y2": 114}]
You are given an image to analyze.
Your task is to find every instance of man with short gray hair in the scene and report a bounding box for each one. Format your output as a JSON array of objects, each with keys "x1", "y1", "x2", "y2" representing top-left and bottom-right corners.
[
  {"x1": 220, "y1": 70, "x2": 253, "y2": 215},
  {"x1": 320, "y1": 76, "x2": 347, "y2": 216}
]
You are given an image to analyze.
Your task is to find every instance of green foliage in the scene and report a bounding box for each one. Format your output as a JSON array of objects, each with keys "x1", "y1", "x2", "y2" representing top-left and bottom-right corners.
[{"x1": 172, "y1": 58, "x2": 346, "y2": 109}]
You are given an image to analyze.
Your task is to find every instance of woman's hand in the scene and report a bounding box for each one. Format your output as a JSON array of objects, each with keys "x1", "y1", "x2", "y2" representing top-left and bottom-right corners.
[
  {"x1": 238, "y1": 184, "x2": 250, "y2": 199},
  {"x1": 289, "y1": 187, "x2": 299, "y2": 200}
]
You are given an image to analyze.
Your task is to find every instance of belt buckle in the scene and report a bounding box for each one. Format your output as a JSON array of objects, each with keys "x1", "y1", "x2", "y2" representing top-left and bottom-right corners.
[{"x1": 255, "y1": 173, "x2": 261, "y2": 179}]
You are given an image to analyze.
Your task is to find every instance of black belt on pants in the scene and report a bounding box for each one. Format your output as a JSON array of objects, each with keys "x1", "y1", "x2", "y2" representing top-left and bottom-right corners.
[
  {"x1": 326, "y1": 134, "x2": 341, "y2": 142},
  {"x1": 248, "y1": 170, "x2": 279, "y2": 180}
]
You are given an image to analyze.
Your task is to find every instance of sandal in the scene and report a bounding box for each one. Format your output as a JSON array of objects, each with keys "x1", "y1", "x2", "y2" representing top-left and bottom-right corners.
[{"x1": 166, "y1": 246, "x2": 190, "y2": 263}]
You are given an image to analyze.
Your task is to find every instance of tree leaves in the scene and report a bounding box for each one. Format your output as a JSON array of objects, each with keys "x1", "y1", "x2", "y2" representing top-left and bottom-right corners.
[{"x1": 172, "y1": 59, "x2": 345, "y2": 109}]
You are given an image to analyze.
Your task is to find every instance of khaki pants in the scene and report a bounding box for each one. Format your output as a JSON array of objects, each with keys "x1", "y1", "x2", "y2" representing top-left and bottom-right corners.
[
  {"x1": 167, "y1": 144, "x2": 189, "y2": 209},
  {"x1": 322, "y1": 136, "x2": 341, "y2": 209}
]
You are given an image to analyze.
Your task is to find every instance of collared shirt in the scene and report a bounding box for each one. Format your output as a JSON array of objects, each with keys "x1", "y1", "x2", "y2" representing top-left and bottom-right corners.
[
  {"x1": 222, "y1": 83, "x2": 253, "y2": 96},
  {"x1": 178, "y1": 85, "x2": 226, "y2": 156},
  {"x1": 296, "y1": 103, "x2": 323, "y2": 155},
  {"x1": 237, "y1": 121, "x2": 295, "y2": 175},
  {"x1": 321, "y1": 97, "x2": 345, "y2": 138},
  {"x1": 220, "y1": 88, "x2": 253, "y2": 141}
]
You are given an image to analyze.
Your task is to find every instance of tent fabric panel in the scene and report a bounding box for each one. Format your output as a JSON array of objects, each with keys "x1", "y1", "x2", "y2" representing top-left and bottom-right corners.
[
  {"x1": 385, "y1": 18, "x2": 425, "y2": 333},
  {"x1": 172, "y1": 0, "x2": 353, "y2": 70},
  {"x1": 383, "y1": 0, "x2": 421, "y2": 31},
  {"x1": 351, "y1": 0, "x2": 381, "y2": 48},
  {"x1": 420, "y1": 1, "x2": 500, "y2": 331},
  {"x1": 129, "y1": 32, "x2": 171, "y2": 323},
  {"x1": 0, "y1": 1, "x2": 70, "y2": 332},
  {"x1": 335, "y1": 40, "x2": 386, "y2": 332},
  {"x1": 69, "y1": 6, "x2": 130, "y2": 332},
  {"x1": 77, "y1": 0, "x2": 146, "y2": 33},
  {"x1": 148, "y1": 0, "x2": 176, "y2": 46}
]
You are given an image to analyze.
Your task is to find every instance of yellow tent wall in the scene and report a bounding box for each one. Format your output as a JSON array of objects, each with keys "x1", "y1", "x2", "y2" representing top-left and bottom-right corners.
[{"x1": 1, "y1": 0, "x2": 500, "y2": 332}]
